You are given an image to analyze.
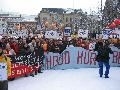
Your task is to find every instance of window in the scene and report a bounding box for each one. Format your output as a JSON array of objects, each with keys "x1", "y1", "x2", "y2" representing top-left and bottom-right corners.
[
  {"x1": 66, "y1": 17, "x2": 68, "y2": 22},
  {"x1": 70, "y1": 18, "x2": 72, "y2": 22}
]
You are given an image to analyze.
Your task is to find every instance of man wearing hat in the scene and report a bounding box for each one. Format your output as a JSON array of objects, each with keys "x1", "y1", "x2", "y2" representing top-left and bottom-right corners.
[{"x1": 0, "y1": 47, "x2": 11, "y2": 90}]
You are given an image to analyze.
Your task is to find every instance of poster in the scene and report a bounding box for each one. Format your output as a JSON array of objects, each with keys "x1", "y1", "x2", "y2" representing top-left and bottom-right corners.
[
  {"x1": 45, "y1": 30, "x2": 57, "y2": 39},
  {"x1": 102, "y1": 28, "x2": 120, "y2": 39},
  {"x1": 78, "y1": 29, "x2": 88, "y2": 38},
  {"x1": 64, "y1": 27, "x2": 71, "y2": 36},
  {"x1": 0, "y1": 63, "x2": 7, "y2": 81}
]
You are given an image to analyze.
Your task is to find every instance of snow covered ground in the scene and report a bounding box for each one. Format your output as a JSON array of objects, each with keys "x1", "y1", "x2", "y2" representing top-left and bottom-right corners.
[{"x1": 9, "y1": 67, "x2": 120, "y2": 90}]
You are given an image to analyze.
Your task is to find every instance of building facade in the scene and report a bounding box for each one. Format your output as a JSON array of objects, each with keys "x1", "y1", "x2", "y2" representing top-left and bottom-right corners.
[
  {"x1": 36, "y1": 8, "x2": 100, "y2": 33},
  {"x1": 0, "y1": 12, "x2": 37, "y2": 36}
]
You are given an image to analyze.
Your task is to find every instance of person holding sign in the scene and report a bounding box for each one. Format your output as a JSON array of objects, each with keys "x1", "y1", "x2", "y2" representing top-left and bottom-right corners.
[{"x1": 0, "y1": 48, "x2": 11, "y2": 90}]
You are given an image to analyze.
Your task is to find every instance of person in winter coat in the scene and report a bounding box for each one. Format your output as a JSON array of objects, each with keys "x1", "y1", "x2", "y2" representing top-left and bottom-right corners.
[
  {"x1": 10, "y1": 40, "x2": 19, "y2": 55},
  {"x1": 0, "y1": 48, "x2": 11, "y2": 90},
  {"x1": 28, "y1": 38, "x2": 36, "y2": 53},
  {"x1": 34, "y1": 41, "x2": 44, "y2": 74},
  {"x1": 94, "y1": 39, "x2": 113, "y2": 78},
  {"x1": 5, "y1": 44, "x2": 16, "y2": 63},
  {"x1": 23, "y1": 42, "x2": 35, "y2": 77}
]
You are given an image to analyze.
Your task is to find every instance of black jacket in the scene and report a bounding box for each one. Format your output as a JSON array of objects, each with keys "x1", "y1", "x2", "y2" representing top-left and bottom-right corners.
[
  {"x1": 34, "y1": 46, "x2": 44, "y2": 57},
  {"x1": 0, "y1": 42, "x2": 6, "y2": 50},
  {"x1": 94, "y1": 42, "x2": 113, "y2": 62}
]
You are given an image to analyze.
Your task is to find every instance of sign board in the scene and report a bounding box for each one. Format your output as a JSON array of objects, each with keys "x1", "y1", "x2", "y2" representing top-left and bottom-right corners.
[
  {"x1": 45, "y1": 30, "x2": 57, "y2": 39},
  {"x1": 57, "y1": 31, "x2": 63, "y2": 39},
  {"x1": 102, "y1": 29, "x2": 113, "y2": 39},
  {"x1": 15, "y1": 30, "x2": 28, "y2": 37},
  {"x1": 102, "y1": 29, "x2": 120, "y2": 39},
  {"x1": 0, "y1": 63, "x2": 7, "y2": 81},
  {"x1": 110, "y1": 29, "x2": 120, "y2": 38},
  {"x1": 64, "y1": 27, "x2": 71, "y2": 36},
  {"x1": 78, "y1": 29, "x2": 88, "y2": 38},
  {"x1": 37, "y1": 25, "x2": 41, "y2": 30},
  {"x1": 102, "y1": 33, "x2": 109, "y2": 39},
  {"x1": 89, "y1": 42, "x2": 96, "y2": 50},
  {"x1": 44, "y1": 46, "x2": 120, "y2": 70}
]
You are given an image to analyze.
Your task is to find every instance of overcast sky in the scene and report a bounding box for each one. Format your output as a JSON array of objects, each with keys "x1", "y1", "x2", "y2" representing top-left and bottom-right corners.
[{"x1": 0, "y1": 0, "x2": 106, "y2": 15}]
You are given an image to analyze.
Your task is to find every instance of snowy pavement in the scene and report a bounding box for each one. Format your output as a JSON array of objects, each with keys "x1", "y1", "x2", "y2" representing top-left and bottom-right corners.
[{"x1": 9, "y1": 67, "x2": 120, "y2": 90}]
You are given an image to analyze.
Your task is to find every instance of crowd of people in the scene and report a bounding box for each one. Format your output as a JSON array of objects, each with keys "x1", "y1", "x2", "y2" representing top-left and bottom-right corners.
[
  {"x1": 0, "y1": 34, "x2": 120, "y2": 90},
  {"x1": 0, "y1": 36, "x2": 119, "y2": 57},
  {"x1": 0, "y1": 35, "x2": 120, "y2": 77}
]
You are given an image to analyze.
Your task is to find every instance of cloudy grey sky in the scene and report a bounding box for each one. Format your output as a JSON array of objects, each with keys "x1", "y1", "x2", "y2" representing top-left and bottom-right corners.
[{"x1": 0, "y1": 0, "x2": 106, "y2": 15}]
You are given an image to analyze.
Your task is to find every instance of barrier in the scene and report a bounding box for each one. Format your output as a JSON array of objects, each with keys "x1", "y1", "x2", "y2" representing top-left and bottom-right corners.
[
  {"x1": 44, "y1": 46, "x2": 120, "y2": 70},
  {"x1": 8, "y1": 46, "x2": 120, "y2": 79}
]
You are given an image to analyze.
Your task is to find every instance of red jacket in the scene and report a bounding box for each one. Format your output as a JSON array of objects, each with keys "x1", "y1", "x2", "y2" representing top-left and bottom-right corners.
[{"x1": 10, "y1": 42, "x2": 19, "y2": 54}]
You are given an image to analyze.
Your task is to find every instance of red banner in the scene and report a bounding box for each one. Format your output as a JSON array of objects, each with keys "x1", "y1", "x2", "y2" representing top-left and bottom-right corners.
[{"x1": 8, "y1": 63, "x2": 39, "y2": 79}]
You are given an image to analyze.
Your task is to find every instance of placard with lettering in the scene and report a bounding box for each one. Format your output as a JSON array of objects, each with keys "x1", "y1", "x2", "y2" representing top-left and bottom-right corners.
[{"x1": 78, "y1": 29, "x2": 88, "y2": 38}]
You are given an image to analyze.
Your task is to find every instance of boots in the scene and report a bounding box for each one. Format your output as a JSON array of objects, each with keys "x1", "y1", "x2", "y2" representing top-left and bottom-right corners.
[
  {"x1": 35, "y1": 71, "x2": 38, "y2": 75},
  {"x1": 105, "y1": 75, "x2": 109, "y2": 78},
  {"x1": 30, "y1": 74, "x2": 34, "y2": 77},
  {"x1": 38, "y1": 68, "x2": 43, "y2": 73},
  {"x1": 100, "y1": 75, "x2": 102, "y2": 77}
]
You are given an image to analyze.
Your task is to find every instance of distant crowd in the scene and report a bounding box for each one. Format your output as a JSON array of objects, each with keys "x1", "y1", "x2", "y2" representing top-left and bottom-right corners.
[
  {"x1": 0, "y1": 36, "x2": 120, "y2": 58},
  {"x1": 0, "y1": 35, "x2": 120, "y2": 77}
]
